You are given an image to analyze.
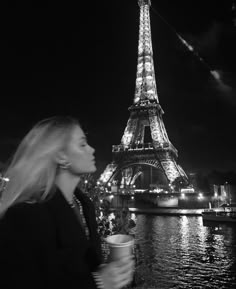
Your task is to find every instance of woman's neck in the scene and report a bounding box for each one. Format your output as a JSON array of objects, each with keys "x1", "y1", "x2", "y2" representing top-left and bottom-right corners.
[{"x1": 55, "y1": 172, "x2": 80, "y2": 204}]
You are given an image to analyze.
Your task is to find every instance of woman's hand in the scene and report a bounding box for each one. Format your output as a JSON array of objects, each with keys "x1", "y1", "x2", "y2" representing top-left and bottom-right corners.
[{"x1": 98, "y1": 256, "x2": 134, "y2": 289}]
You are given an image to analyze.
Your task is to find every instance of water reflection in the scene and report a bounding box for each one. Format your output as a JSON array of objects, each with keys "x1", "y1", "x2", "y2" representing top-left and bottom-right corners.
[{"x1": 132, "y1": 214, "x2": 236, "y2": 289}]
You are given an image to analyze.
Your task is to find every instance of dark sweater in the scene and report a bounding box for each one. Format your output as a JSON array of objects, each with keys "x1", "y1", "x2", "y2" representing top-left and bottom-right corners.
[{"x1": 0, "y1": 188, "x2": 102, "y2": 289}]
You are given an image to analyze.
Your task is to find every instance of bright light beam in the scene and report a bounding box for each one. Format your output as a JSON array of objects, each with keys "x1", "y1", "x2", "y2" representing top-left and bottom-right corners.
[{"x1": 151, "y1": 6, "x2": 228, "y2": 85}]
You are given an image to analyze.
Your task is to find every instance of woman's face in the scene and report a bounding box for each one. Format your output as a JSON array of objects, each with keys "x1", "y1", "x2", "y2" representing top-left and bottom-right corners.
[{"x1": 65, "y1": 126, "x2": 96, "y2": 175}]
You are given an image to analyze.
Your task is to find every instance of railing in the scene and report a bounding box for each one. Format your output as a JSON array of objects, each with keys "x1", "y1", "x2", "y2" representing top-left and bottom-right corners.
[
  {"x1": 112, "y1": 142, "x2": 177, "y2": 154},
  {"x1": 112, "y1": 143, "x2": 154, "y2": 152}
]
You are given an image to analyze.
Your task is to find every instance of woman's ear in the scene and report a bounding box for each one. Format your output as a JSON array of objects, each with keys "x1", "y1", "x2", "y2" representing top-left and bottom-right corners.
[
  {"x1": 55, "y1": 151, "x2": 68, "y2": 166},
  {"x1": 55, "y1": 152, "x2": 71, "y2": 170}
]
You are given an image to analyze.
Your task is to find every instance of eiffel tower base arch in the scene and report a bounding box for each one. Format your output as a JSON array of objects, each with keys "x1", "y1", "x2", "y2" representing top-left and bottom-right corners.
[{"x1": 111, "y1": 163, "x2": 169, "y2": 192}]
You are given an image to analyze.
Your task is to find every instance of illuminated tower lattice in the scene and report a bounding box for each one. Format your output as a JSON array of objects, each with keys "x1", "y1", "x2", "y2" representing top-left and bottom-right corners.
[{"x1": 99, "y1": 0, "x2": 188, "y2": 190}]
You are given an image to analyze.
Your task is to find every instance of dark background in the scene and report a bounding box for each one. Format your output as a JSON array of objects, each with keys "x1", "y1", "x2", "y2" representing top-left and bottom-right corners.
[{"x1": 0, "y1": 0, "x2": 236, "y2": 178}]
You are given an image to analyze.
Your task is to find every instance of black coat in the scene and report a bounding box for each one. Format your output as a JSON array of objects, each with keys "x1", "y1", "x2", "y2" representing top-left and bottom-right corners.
[{"x1": 0, "y1": 188, "x2": 102, "y2": 289}]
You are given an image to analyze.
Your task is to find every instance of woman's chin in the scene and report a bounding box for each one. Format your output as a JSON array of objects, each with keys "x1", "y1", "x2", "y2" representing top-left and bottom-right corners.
[{"x1": 88, "y1": 164, "x2": 97, "y2": 173}]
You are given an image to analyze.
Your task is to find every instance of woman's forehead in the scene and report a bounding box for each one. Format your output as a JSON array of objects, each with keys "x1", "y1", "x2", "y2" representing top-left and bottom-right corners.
[{"x1": 71, "y1": 126, "x2": 86, "y2": 141}]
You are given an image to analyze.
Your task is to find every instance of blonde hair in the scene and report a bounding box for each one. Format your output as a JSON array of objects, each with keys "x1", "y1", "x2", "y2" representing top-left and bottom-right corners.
[{"x1": 0, "y1": 116, "x2": 79, "y2": 214}]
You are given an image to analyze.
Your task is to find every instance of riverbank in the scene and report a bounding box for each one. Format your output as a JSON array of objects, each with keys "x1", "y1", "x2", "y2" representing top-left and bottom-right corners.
[{"x1": 128, "y1": 207, "x2": 203, "y2": 216}]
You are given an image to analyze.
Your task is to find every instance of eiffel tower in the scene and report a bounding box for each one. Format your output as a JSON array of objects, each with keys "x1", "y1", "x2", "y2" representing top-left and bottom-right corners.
[{"x1": 99, "y1": 0, "x2": 188, "y2": 191}]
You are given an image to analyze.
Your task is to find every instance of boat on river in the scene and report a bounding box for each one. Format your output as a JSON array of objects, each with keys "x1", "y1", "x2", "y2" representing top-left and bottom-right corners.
[{"x1": 202, "y1": 207, "x2": 236, "y2": 223}]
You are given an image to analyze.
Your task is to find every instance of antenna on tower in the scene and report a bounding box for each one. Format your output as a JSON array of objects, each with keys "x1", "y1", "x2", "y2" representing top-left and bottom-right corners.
[{"x1": 138, "y1": 0, "x2": 151, "y2": 7}]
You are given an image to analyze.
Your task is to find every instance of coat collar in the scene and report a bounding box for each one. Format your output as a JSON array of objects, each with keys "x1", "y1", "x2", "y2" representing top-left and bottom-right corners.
[
  {"x1": 45, "y1": 186, "x2": 102, "y2": 265},
  {"x1": 44, "y1": 187, "x2": 97, "y2": 244},
  {"x1": 44, "y1": 187, "x2": 88, "y2": 244}
]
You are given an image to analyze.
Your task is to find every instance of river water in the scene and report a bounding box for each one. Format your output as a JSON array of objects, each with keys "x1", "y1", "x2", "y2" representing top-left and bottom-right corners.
[{"x1": 132, "y1": 214, "x2": 236, "y2": 289}]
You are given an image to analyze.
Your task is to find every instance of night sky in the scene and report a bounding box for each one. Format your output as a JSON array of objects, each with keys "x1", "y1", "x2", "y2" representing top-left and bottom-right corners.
[{"x1": 0, "y1": 0, "x2": 236, "y2": 177}]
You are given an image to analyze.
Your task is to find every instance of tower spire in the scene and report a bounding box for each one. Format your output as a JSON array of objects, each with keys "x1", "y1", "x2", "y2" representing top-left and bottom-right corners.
[{"x1": 134, "y1": 0, "x2": 158, "y2": 105}]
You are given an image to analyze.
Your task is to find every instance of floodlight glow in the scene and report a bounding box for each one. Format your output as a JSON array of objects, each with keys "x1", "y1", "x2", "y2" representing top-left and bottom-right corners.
[{"x1": 198, "y1": 193, "x2": 203, "y2": 199}]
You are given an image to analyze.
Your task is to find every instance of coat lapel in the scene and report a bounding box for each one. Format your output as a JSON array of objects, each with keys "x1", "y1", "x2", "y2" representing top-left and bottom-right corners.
[{"x1": 45, "y1": 188, "x2": 88, "y2": 247}]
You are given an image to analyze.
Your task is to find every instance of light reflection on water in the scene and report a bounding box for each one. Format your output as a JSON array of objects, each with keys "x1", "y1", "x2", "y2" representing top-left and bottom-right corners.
[{"x1": 132, "y1": 214, "x2": 236, "y2": 289}]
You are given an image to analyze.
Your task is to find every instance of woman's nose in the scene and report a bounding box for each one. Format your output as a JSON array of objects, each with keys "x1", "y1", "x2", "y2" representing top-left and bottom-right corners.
[{"x1": 89, "y1": 145, "x2": 95, "y2": 154}]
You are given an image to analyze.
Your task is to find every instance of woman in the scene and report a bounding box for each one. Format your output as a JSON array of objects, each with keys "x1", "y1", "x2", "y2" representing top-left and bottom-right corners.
[{"x1": 0, "y1": 116, "x2": 134, "y2": 289}]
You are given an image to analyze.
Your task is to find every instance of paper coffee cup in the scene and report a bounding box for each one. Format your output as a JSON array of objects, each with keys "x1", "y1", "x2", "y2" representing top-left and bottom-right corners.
[{"x1": 105, "y1": 234, "x2": 134, "y2": 261}]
